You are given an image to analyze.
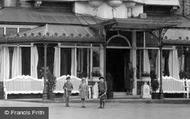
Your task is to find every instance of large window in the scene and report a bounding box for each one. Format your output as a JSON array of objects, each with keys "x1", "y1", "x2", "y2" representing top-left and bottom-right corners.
[
  {"x1": 21, "y1": 47, "x2": 31, "y2": 75},
  {"x1": 77, "y1": 48, "x2": 90, "y2": 78},
  {"x1": 6, "y1": 46, "x2": 31, "y2": 78},
  {"x1": 60, "y1": 48, "x2": 71, "y2": 75},
  {"x1": 37, "y1": 44, "x2": 54, "y2": 78}
]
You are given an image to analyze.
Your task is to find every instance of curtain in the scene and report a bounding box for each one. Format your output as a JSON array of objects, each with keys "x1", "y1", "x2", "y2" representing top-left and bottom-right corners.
[
  {"x1": 54, "y1": 46, "x2": 60, "y2": 78},
  {"x1": 12, "y1": 47, "x2": 22, "y2": 78},
  {"x1": 31, "y1": 46, "x2": 38, "y2": 78},
  {"x1": 0, "y1": 47, "x2": 3, "y2": 81},
  {"x1": 156, "y1": 51, "x2": 165, "y2": 79},
  {"x1": 71, "y1": 48, "x2": 77, "y2": 76},
  {"x1": 168, "y1": 49, "x2": 180, "y2": 79},
  {"x1": 179, "y1": 54, "x2": 184, "y2": 72},
  {"x1": 99, "y1": 45, "x2": 104, "y2": 76},
  {"x1": 143, "y1": 49, "x2": 150, "y2": 73},
  {"x1": 1, "y1": 47, "x2": 10, "y2": 80}
]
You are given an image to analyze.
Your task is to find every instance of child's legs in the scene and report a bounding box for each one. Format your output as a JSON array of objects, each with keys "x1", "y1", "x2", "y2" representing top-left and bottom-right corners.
[
  {"x1": 102, "y1": 99, "x2": 105, "y2": 107},
  {"x1": 99, "y1": 98, "x2": 103, "y2": 107},
  {"x1": 66, "y1": 91, "x2": 71, "y2": 106},
  {"x1": 65, "y1": 95, "x2": 70, "y2": 106},
  {"x1": 81, "y1": 98, "x2": 85, "y2": 106}
]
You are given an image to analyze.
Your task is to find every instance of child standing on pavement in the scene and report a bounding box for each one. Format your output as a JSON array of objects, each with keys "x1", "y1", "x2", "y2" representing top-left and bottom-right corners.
[
  {"x1": 63, "y1": 76, "x2": 73, "y2": 107},
  {"x1": 79, "y1": 78, "x2": 88, "y2": 108},
  {"x1": 98, "y1": 77, "x2": 107, "y2": 109}
]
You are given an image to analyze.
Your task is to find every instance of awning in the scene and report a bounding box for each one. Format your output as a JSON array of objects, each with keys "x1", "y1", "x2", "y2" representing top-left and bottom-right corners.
[
  {"x1": 143, "y1": 0, "x2": 180, "y2": 6},
  {"x1": 92, "y1": 18, "x2": 179, "y2": 31},
  {"x1": 163, "y1": 29, "x2": 190, "y2": 45},
  {"x1": 0, "y1": 24, "x2": 104, "y2": 44}
]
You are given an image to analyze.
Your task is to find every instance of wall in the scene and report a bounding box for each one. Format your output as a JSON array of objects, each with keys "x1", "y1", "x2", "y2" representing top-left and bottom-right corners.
[
  {"x1": 176, "y1": 0, "x2": 190, "y2": 16},
  {"x1": 74, "y1": 1, "x2": 143, "y2": 19}
]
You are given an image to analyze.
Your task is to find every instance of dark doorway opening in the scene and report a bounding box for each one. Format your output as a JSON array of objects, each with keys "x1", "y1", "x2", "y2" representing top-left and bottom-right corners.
[{"x1": 106, "y1": 49, "x2": 130, "y2": 92}]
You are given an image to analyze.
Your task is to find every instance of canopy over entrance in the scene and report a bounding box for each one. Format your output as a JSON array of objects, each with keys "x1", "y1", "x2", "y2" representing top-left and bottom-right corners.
[{"x1": 92, "y1": 17, "x2": 179, "y2": 31}]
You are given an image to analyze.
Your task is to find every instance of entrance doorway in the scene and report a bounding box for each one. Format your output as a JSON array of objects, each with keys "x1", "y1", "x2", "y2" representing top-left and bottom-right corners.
[{"x1": 106, "y1": 49, "x2": 130, "y2": 92}]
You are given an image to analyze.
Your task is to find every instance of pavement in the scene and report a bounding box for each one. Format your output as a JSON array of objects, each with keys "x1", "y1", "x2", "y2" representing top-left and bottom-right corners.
[
  {"x1": 4, "y1": 96, "x2": 190, "y2": 104},
  {"x1": 0, "y1": 99, "x2": 190, "y2": 119}
]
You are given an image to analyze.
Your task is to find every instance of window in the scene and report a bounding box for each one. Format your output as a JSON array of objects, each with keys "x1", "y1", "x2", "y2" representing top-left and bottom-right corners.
[
  {"x1": 60, "y1": 48, "x2": 71, "y2": 75},
  {"x1": 77, "y1": 48, "x2": 90, "y2": 78},
  {"x1": 93, "y1": 48, "x2": 100, "y2": 68},
  {"x1": 21, "y1": 47, "x2": 31, "y2": 75},
  {"x1": 37, "y1": 44, "x2": 54, "y2": 78}
]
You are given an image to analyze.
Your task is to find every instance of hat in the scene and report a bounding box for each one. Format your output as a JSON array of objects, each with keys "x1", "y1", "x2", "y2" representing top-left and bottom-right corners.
[
  {"x1": 99, "y1": 77, "x2": 104, "y2": 80},
  {"x1": 81, "y1": 78, "x2": 86, "y2": 82},
  {"x1": 66, "y1": 76, "x2": 71, "y2": 80}
]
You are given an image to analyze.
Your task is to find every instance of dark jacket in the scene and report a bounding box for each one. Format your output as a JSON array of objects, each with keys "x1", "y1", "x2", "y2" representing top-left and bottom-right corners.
[
  {"x1": 63, "y1": 81, "x2": 73, "y2": 92},
  {"x1": 98, "y1": 81, "x2": 107, "y2": 93}
]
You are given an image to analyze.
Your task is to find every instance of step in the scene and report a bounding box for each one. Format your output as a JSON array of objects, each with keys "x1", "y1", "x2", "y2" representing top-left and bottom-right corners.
[{"x1": 113, "y1": 92, "x2": 141, "y2": 99}]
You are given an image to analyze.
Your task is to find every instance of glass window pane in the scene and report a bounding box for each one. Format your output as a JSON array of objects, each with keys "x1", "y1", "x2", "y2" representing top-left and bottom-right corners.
[
  {"x1": 93, "y1": 48, "x2": 100, "y2": 68},
  {"x1": 21, "y1": 47, "x2": 31, "y2": 75},
  {"x1": 60, "y1": 48, "x2": 71, "y2": 75},
  {"x1": 9, "y1": 47, "x2": 14, "y2": 78},
  {"x1": 77, "y1": 48, "x2": 90, "y2": 78}
]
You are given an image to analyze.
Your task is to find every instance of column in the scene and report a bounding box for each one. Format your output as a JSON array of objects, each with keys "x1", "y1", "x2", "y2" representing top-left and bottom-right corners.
[
  {"x1": 100, "y1": 44, "x2": 104, "y2": 77},
  {"x1": 43, "y1": 43, "x2": 48, "y2": 100},
  {"x1": 132, "y1": 31, "x2": 137, "y2": 95}
]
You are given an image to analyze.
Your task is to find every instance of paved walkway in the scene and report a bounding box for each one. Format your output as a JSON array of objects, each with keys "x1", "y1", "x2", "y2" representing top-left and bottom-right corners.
[
  {"x1": 5, "y1": 97, "x2": 190, "y2": 104},
  {"x1": 0, "y1": 100, "x2": 190, "y2": 119}
]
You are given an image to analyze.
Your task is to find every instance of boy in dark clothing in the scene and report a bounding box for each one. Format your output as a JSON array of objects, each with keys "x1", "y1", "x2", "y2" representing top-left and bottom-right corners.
[
  {"x1": 63, "y1": 76, "x2": 73, "y2": 107},
  {"x1": 98, "y1": 77, "x2": 107, "y2": 109}
]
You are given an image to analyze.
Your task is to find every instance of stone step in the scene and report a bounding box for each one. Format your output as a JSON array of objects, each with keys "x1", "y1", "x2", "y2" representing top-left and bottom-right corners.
[{"x1": 113, "y1": 92, "x2": 141, "y2": 99}]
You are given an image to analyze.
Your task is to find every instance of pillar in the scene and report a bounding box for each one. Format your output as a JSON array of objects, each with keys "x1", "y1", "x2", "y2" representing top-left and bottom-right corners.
[
  {"x1": 132, "y1": 31, "x2": 137, "y2": 95},
  {"x1": 43, "y1": 43, "x2": 48, "y2": 100},
  {"x1": 100, "y1": 44, "x2": 105, "y2": 77}
]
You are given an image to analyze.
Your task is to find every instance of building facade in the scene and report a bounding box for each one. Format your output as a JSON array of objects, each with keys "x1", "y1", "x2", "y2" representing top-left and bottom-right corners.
[{"x1": 0, "y1": 0, "x2": 186, "y2": 99}]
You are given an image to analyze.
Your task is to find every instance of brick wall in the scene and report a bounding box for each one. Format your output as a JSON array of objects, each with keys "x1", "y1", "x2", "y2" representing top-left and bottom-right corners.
[{"x1": 176, "y1": 0, "x2": 190, "y2": 16}]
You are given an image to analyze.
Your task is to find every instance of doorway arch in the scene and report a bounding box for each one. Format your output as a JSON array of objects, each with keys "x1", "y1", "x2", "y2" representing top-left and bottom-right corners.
[
  {"x1": 107, "y1": 34, "x2": 131, "y2": 48},
  {"x1": 106, "y1": 34, "x2": 132, "y2": 93}
]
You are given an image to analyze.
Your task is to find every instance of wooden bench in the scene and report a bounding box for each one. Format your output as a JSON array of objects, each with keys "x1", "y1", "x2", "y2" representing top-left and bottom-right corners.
[{"x1": 4, "y1": 75, "x2": 44, "y2": 99}]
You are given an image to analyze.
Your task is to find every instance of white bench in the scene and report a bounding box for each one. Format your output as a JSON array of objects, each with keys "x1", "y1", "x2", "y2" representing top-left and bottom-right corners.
[
  {"x1": 4, "y1": 75, "x2": 44, "y2": 99},
  {"x1": 54, "y1": 75, "x2": 81, "y2": 94},
  {"x1": 162, "y1": 76, "x2": 189, "y2": 98}
]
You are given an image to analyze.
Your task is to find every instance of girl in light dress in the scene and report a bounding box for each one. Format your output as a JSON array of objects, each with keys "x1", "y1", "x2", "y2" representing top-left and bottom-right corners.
[{"x1": 79, "y1": 78, "x2": 89, "y2": 108}]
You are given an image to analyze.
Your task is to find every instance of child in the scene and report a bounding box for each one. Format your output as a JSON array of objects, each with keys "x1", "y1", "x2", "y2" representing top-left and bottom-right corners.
[
  {"x1": 63, "y1": 76, "x2": 73, "y2": 107},
  {"x1": 98, "y1": 77, "x2": 107, "y2": 109},
  {"x1": 79, "y1": 78, "x2": 88, "y2": 108}
]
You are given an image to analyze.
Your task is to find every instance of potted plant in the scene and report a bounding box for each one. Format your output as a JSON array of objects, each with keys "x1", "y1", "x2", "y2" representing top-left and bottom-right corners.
[
  {"x1": 150, "y1": 71, "x2": 159, "y2": 99},
  {"x1": 46, "y1": 69, "x2": 56, "y2": 99},
  {"x1": 141, "y1": 72, "x2": 151, "y2": 82},
  {"x1": 41, "y1": 67, "x2": 56, "y2": 100},
  {"x1": 92, "y1": 71, "x2": 101, "y2": 81},
  {"x1": 151, "y1": 79, "x2": 159, "y2": 99}
]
